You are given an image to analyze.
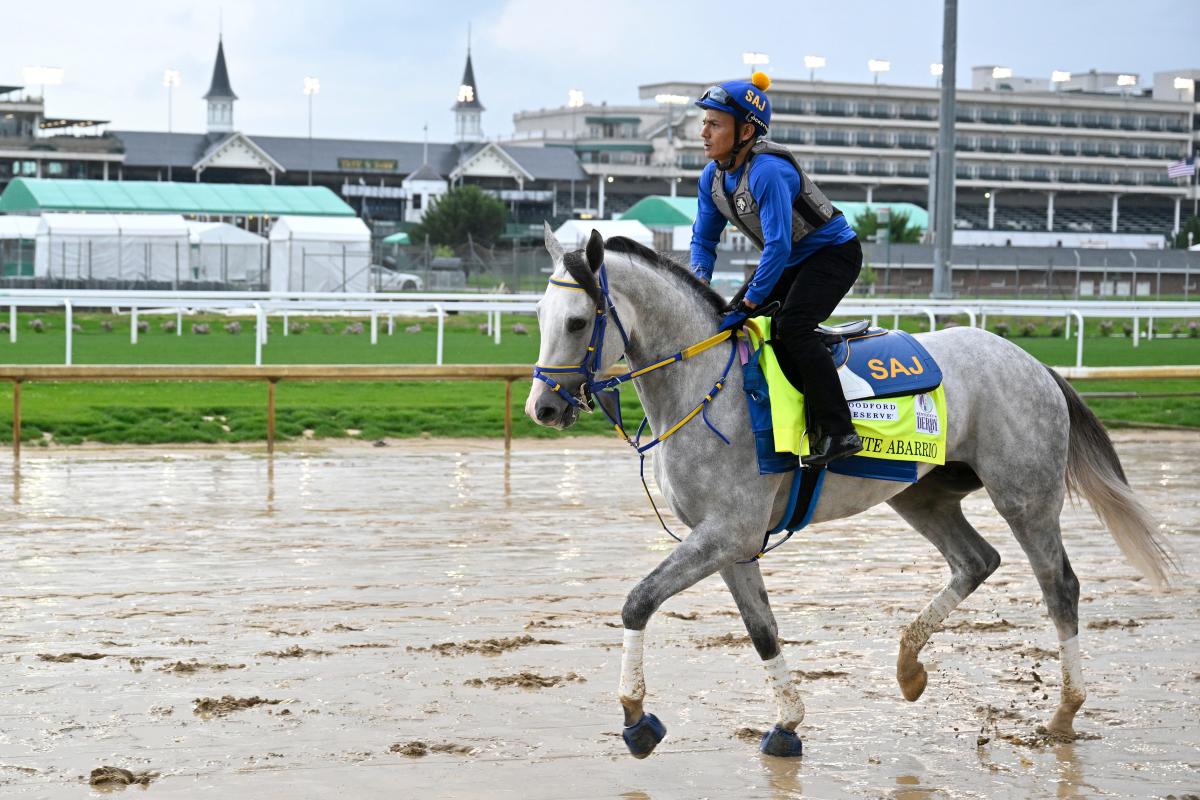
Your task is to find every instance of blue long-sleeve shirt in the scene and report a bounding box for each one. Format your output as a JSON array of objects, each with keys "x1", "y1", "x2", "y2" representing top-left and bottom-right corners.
[{"x1": 690, "y1": 155, "x2": 856, "y2": 305}]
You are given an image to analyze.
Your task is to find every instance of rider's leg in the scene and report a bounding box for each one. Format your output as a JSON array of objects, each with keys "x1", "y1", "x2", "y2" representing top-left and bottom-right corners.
[{"x1": 772, "y1": 238, "x2": 863, "y2": 463}]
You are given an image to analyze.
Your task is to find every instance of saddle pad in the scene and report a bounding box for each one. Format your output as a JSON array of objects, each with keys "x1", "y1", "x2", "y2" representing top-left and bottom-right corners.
[
  {"x1": 813, "y1": 322, "x2": 942, "y2": 400},
  {"x1": 757, "y1": 326, "x2": 948, "y2": 465}
]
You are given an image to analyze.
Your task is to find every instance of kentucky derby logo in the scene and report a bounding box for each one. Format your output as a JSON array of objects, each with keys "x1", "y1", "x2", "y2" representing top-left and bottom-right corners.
[{"x1": 914, "y1": 393, "x2": 940, "y2": 435}]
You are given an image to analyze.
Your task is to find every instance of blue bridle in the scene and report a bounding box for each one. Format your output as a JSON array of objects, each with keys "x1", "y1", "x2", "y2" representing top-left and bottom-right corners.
[{"x1": 532, "y1": 262, "x2": 737, "y2": 453}]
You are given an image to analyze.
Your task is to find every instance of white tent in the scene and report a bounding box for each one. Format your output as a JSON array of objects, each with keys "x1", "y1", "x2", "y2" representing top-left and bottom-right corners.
[
  {"x1": 0, "y1": 216, "x2": 39, "y2": 277},
  {"x1": 553, "y1": 219, "x2": 654, "y2": 250},
  {"x1": 268, "y1": 215, "x2": 371, "y2": 293},
  {"x1": 34, "y1": 213, "x2": 190, "y2": 282},
  {"x1": 187, "y1": 221, "x2": 267, "y2": 284}
]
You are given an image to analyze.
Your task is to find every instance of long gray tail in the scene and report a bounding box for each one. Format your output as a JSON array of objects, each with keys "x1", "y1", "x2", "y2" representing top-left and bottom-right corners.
[{"x1": 1045, "y1": 367, "x2": 1176, "y2": 587}]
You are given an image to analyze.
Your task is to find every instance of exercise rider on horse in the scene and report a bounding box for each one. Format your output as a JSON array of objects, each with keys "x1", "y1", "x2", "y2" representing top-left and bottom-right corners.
[{"x1": 690, "y1": 71, "x2": 864, "y2": 466}]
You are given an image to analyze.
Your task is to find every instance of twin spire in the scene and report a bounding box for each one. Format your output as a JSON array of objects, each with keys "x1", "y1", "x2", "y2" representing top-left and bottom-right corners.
[{"x1": 199, "y1": 30, "x2": 482, "y2": 142}]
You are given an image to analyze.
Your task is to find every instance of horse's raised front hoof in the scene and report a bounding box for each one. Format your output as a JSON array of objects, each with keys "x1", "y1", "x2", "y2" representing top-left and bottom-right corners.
[
  {"x1": 897, "y1": 661, "x2": 928, "y2": 702},
  {"x1": 622, "y1": 712, "x2": 666, "y2": 759},
  {"x1": 759, "y1": 724, "x2": 803, "y2": 758}
]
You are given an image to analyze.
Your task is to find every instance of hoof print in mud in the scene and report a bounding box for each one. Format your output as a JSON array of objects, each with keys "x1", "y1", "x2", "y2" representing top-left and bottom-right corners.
[
  {"x1": 622, "y1": 712, "x2": 666, "y2": 759},
  {"x1": 760, "y1": 724, "x2": 803, "y2": 758}
]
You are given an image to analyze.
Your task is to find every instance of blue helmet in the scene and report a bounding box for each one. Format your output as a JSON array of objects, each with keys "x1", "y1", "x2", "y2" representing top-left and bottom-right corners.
[{"x1": 694, "y1": 71, "x2": 772, "y2": 137}]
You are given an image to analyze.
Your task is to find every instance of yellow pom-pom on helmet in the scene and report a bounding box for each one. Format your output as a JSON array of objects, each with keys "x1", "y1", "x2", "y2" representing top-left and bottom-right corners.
[{"x1": 750, "y1": 71, "x2": 771, "y2": 91}]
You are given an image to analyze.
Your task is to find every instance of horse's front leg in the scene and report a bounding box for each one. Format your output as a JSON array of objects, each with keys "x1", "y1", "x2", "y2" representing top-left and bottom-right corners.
[
  {"x1": 719, "y1": 561, "x2": 804, "y2": 757},
  {"x1": 618, "y1": 522, "x2": 745, "y2": 759}
]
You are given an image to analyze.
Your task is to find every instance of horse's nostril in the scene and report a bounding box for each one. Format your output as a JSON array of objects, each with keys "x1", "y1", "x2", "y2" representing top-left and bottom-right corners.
[{"x1": 536, "y1": 405, "x2": 558, "y2": 423}]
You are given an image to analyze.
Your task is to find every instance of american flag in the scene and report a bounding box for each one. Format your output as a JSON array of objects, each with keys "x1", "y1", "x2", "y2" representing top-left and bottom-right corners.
[{"x1": 1167, "y1": 157, "x2": 1196, "y2": 178}]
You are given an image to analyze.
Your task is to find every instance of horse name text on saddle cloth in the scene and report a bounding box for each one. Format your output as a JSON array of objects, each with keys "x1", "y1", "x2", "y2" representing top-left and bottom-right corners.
[{"x1": 753, "y1": 321, "x2": 947, "y2": 464}]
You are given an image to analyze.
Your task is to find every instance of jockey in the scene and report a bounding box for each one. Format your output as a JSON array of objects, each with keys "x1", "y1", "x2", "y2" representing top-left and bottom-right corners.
[{"x1": 689, "y1": 71, "x2": 864, "y2": 466}]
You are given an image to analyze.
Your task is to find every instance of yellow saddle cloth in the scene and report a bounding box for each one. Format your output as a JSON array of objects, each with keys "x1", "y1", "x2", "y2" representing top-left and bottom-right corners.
[{"x1": 755, "y1": 323, "x2": 948, "y2": 465}]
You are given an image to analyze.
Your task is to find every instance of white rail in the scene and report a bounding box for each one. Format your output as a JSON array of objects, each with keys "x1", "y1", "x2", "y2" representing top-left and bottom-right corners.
[{"x1": 2, "y1": 289, "x2": 1199, "y2": 368}]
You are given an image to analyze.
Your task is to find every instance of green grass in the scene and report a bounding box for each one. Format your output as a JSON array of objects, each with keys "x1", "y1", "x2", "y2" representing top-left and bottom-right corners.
[{"x1": 0, "y1": 310, "x2": 1197, "y2": 444}]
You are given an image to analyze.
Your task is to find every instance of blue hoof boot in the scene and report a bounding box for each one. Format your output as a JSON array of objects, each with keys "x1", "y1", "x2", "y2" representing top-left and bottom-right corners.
[
  {"x1": 623, "y1": 712, "x2": 666, "y2": 759},
  {"x1": 760, "y1": 724, "x2": 803, "y2": 758}
]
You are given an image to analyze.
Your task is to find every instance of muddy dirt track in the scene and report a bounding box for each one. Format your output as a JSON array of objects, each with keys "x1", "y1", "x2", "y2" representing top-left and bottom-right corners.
[{"x1": 0, "y1": 433, "x2": 1197, "y2": 798}]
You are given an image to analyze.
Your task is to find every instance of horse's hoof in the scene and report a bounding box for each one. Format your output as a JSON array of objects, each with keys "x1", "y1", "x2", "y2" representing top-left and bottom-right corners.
[
  {"x1": 760, "y1": 724, "x2": 803, "y2": 758},
  {"x1": 898, "y1": 662, "x2": 927, "y2": 702},
  {"x1": 622, "y1": 712, "x2": 666, "y2": 759}
]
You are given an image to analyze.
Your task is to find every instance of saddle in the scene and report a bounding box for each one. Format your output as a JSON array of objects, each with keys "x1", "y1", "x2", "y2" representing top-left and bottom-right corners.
[{"x1": 764, "y1": 318, "x2": 943, "y2": 401}]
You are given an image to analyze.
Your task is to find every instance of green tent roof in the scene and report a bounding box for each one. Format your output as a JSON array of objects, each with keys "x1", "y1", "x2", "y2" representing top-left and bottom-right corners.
[
  {"x1": 619, "y1": 196, "x2": 699, "y2": 227},
  {"x1": 382, "y1": 231, "x2": 411, "y2": 245},
  {"x1": 0, "y1": 178, "x2": 356, "y2": 217}
]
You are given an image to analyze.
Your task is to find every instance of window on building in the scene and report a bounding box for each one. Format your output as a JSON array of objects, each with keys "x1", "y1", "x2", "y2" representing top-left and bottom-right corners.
[
  {"x1": 1018, "y1": 138, "x2": 1052, "y2": 155},
  {"x1": 1118, "y1": 141, "x2": 1138, "y2": 158},
  {"x1": 1059, "y1": 111, "x2": 1079, "y2": 127},
  {"x1": 411, "y1": 193, "x2": 422, "y2": 210},
  {"x1": 956, "y1": 106, "x2": 977, "y2": 122},
  {"x1": 899, "y1": 105, "x2": 936, "y2": 120},
  {"x1": 814, "y1": 100, "x2": 849, "y2": 117},
  {"x1": 955, "y1": 137, "x2": 976, "y2": 151},
  {"x1": 981, "y1": 107, "x2": 1014, "y2": 124},
  {"x1": 856, "y1": 102, "x2": 892, "y2": 119},
  {"x1": 1080, "y1": 140, "x2": 1101, "y2": 156},
  {"x1": 814, "y1": 129, "x2": 850, "y2": 146},
  {"x1": 1141, "y1": 115, "x2": 1163, "y2": 131},
  {"x1": 47, "y1": 161, "x2": 64, "y2": 176},
  {"x1": 898, "y1": 132, "x2": 931, "y2": 149},
  {"x1": 854, "y1": 131, "x2": 890, "y2": 148},
  {"x1": 1118, "y1": 115, "x2": 1138, "y2": 131},
  {"x1": 956, "y1": 163, "x2": 974, "y2": 179},
  {"x1": 1057, "y1": 140, "x2": 1079, "y2": 156},
  {"x1": 1018, "y1": 109, "x2": 1052, "y2": 126}
]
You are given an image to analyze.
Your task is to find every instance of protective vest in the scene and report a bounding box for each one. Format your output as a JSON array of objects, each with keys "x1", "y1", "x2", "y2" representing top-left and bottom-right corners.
[{"x1": 710, "y1": 139, "x2": 842, "y2": 250}]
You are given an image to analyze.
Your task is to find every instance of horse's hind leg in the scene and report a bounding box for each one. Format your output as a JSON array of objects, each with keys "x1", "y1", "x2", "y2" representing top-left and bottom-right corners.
[
  {"x1": 886, "y1": 463, "x2": 1001, "y2": 701},
  {"x1": 719, "y1": 561, "x2": 804, "y2": 756},
  {"x1": 988, "y1": 486, "x2": 1085, "y2": 738}
]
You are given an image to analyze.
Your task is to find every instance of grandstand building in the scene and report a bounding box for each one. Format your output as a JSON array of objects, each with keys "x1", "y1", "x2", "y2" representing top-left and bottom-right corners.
[{"x1": 512, "y1": 66, "x2": 1200, "y2": 245}]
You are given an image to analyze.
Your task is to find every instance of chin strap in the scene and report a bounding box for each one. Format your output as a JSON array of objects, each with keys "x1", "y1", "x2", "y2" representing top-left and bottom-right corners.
[{"x1": 717, "y1": 131, "x2": 754, "y2": 171}]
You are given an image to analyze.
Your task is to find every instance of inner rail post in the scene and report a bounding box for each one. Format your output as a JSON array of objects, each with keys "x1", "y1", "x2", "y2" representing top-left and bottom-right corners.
[
  {"x1": 12, "y1": 379, "x2": 21, "y2": 460},
  {"x1": 504, "y1": 378, "x2": 514, "y2": 453},
  {"x1": 267, "y1": 377, "x2": 278, "y2": 455}
]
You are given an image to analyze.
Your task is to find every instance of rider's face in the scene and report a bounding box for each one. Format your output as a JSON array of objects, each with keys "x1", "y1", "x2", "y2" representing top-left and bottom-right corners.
[{"x1": 701, "y1": 109, "x2": 751, "y2": 164}]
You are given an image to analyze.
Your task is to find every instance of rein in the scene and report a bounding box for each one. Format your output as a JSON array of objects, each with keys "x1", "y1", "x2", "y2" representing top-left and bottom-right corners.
[{"x1": 533, "y1": 262, "x2": 739, "y2": 542}]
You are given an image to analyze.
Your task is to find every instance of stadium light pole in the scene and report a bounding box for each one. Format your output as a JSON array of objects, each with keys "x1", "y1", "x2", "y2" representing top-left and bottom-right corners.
[
  {"x1": 304, "y1": 76, "x2": 320, "y2": 187},
  {"x1": 804, "y1": 55, "x2": 826, "y2": 82},
  {"x1": 931, "y1": 0, "x2": 957, "y2": 298},
  {"x1": 163, "y1": 69, "x2": 180, "y2": 181},
  {"x1": 743, "y1": 52, "x2": 769, "y2": 76},
  {"x1": 868, "y1": 59, "x2": 891, "y2": 85}
]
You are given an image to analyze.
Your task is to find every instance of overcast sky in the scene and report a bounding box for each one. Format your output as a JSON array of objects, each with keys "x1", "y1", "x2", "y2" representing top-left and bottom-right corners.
[{"x1": 4, "y1": 0, "x2": 1195, "y2": 143}]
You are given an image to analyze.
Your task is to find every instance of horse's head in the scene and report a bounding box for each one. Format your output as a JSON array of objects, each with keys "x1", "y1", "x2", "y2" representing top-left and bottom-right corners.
[{"x1": 526, "y1": 222, "x2": 626, "y2": 429}]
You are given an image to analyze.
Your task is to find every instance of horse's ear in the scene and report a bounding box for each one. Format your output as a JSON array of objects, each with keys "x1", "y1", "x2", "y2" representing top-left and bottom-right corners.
[
  {"x1": 543, "y1": 221, "x2": 564, "y2": 262},
  {"x1": 585, "y1": 229, "x2": 605, "y2": 273}
]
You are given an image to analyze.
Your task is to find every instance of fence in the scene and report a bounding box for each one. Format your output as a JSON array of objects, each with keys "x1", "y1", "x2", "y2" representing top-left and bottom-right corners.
[{"x1": 3, "y1": 363, "x2": 1197, "y2": 461}]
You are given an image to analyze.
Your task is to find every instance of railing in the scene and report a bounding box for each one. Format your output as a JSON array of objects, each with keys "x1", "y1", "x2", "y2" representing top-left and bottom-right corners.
[
  {"x1": 0, "y1": 364, "x2": 531, "y2": 459},
  {"x1": 3, "y1": 290, "x2": 1200, "y2": 368},
  {"x1": 3, "y1": 363, "x2": 1198, "y2": 461}
]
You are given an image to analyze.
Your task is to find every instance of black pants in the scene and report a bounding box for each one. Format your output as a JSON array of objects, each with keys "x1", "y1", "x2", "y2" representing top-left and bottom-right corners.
[{"x1": 762, "y1": 237, "x2": 863, "y2": 439}]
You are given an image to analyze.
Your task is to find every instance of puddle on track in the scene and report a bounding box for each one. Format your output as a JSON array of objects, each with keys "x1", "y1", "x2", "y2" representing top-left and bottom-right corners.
[{"x1": 0, "y1": 433, "x2": 1197, "y2": 798}]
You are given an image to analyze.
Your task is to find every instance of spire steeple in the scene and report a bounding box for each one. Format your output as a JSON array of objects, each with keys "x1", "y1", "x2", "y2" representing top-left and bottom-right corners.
[
  {"x1": 204, "y1": 36, "x2": 237, "y2": 134},
  {"x1": 453, "y1": 26, "x2": 484, "y2": 144}
]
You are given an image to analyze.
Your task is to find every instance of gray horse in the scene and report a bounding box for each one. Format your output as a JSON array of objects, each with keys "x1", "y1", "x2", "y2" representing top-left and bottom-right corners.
[{"x1": 526, "y1": 225, "x2": 1174, "y2": 759}]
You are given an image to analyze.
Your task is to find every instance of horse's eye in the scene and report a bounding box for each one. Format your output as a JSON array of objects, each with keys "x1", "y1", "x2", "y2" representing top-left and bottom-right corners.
[{"x1": 567, "y1": 317, "x2": 588, "y2": 333}]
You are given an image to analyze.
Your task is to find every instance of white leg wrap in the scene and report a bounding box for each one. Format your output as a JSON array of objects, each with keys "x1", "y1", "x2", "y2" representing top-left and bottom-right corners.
[
  {"x1": 619, "y1": 629, "x2": 645, "y2": 703},
  {"x1": 901, "y1": 585, "x2": 964, "y2": 654},
  {"x1": 1059, "y1": 636, "x2": 1085, "y2": 704},
  {"x1": 764, "y1": 654, "x2": 805, "y2": 729}
]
